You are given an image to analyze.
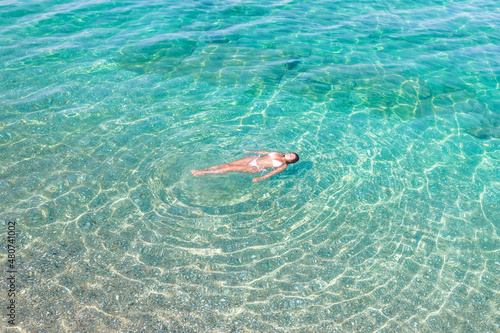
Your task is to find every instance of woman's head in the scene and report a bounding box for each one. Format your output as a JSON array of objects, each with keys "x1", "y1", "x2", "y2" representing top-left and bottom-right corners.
[{"x1": 285, "y1": 153, "x2": 299, "y2": 164}]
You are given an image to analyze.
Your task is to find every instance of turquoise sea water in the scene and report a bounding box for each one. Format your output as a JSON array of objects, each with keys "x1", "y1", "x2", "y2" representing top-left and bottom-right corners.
[{"x1": 1, "y1": 0, "x2": 499, "y2": 331}]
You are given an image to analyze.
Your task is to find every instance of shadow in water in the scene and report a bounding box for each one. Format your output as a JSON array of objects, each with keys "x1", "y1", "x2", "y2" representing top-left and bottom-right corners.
[
  {"x1": 466, "y1": 127, "x2": 500, "y2": 139},
  {"x1": 283, "y1": 161, "x2": 313, "y2": 176}
]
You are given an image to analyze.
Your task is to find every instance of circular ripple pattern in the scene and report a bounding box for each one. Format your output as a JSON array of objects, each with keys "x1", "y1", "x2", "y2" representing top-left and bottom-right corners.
[{"x1": 123, "y1": 111, "x2": 499, "y2": 332}]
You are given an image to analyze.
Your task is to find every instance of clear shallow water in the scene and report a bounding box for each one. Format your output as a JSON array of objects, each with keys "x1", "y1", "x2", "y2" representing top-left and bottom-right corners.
[{"x1": 1, "y1": 0, "x2": 499, "y2": 331}]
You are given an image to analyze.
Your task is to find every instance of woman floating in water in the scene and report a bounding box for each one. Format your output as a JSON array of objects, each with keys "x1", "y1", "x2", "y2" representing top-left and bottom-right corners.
[{"x1": 191, "y1": 151, "x2": 299, "y2": 183}]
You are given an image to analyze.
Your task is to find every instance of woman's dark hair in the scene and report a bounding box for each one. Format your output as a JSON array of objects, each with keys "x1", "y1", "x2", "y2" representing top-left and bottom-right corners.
[{"x1": 290, "y1": 153, "x2": 299, "y2": 163}]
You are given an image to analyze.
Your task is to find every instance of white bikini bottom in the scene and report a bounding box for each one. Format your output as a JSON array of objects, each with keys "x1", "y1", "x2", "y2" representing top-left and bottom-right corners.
[{"x1": 249, "y1": 158, "x2": 282, "y2": 168}]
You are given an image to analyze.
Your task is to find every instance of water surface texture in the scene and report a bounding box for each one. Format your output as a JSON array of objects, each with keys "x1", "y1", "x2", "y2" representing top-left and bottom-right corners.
[{"x1": 1, "y1": 0, "x2": 499, "y2": 331}]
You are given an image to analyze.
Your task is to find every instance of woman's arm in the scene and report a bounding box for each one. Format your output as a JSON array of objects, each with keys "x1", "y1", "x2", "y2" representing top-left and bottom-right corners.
[{"x1": 252, "y1": 164, "x2": 287, "y2": 183}]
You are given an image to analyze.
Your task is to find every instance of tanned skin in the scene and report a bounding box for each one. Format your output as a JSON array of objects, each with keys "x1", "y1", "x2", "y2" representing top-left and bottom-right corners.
[{"x1": 191, "y1": 151, "x2": 299, "y2": 183}]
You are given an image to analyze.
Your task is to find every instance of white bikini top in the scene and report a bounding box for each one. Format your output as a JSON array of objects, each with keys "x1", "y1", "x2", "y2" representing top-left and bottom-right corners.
[
  {"x1": 272, "y1": 159, "x2": 283, "y2": 168},
  {"x1": 249, "y1": 153, "x2": 283, "y2": 168},
  {"x1": 269, "y1": 152, "x2": 283, "y2": 168}
]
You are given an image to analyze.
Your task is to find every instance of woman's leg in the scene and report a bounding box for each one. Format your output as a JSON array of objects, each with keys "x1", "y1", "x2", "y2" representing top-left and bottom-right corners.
[
  {"x1": 191, "y1": 157, "x2": 256, "y2": 176},
  {"x1": 191, "y1": 163, "x2": 236, "y2": 176}
]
